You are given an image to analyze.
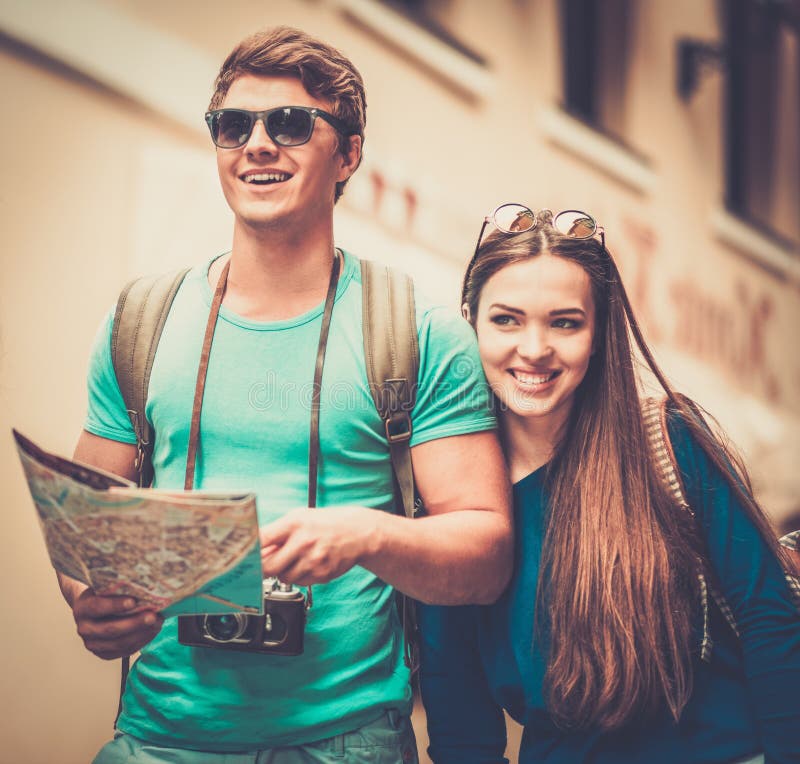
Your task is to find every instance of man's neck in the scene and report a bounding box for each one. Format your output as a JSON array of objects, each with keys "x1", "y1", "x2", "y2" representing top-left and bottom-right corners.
[{"x1": 212, "y1": 219, "x2": 339, "y2": 322}]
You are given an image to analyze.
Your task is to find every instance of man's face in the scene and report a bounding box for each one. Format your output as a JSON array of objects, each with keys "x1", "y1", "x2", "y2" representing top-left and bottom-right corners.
[{"x1": 215, "y1": 74, "x2": 359, "y2": 233}]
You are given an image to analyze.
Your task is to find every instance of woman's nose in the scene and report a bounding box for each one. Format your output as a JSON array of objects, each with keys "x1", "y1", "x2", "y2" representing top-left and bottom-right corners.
[{"x1": 517, "y1": 328, "x2": 553, "y2": 361}]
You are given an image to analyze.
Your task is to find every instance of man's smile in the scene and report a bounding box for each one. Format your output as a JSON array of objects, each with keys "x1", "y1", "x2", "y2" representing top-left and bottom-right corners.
[{"x1": 240, "y1": 170, "x2": 293, "y2": 185}]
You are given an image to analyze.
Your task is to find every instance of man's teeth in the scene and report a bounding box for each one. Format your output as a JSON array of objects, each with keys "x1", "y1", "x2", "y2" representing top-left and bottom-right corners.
[
  {"x1": 514, "y1": 371, "x2": 556, "y2": 385},
  {"x1": 243, "y1": 173, "x2": 290, "y2": 183}
]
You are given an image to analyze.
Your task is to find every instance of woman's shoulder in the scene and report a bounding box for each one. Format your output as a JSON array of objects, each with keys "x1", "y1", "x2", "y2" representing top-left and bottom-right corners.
[
  {"x1": 648, "y1": 394, "x2": 711, "y2": 465},
  {"x1": 642, "y1": 394, "x2": 729, "y2": 498}
]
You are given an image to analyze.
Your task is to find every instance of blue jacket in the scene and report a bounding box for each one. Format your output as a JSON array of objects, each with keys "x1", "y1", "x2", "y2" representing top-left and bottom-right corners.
[{"x1": 419, "y1": 411, "x2": 800, "y2": 763}]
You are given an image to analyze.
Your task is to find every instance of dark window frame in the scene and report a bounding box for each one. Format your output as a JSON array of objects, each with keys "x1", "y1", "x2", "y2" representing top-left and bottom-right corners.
[
  {"x1": 558, "y1": 0, "x2": 649, "y2": 162},
  {"x1": 723, "y1": 0, "x2": 799, "y2": 247},
  {"x1": 377, "y1": 0, "x2": 487, "y2": 66}
]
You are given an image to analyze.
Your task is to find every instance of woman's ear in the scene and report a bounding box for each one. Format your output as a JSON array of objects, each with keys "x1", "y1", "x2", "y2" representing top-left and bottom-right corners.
[{"x1": 461, "y1": 303, "x2": 471, "y2": 322}]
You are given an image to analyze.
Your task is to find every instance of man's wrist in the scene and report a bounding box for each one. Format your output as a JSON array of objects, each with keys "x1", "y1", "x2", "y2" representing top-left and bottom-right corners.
[
  {"x1": 56, "y1": 572, "x2": 87, "y2": 608},
  {"x1": 354, "y1": 505, "x2": 385, "y2": 568}
]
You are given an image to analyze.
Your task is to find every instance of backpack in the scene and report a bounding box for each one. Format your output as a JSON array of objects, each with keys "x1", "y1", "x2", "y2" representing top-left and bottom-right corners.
[
  {"x1": 110, "y1": 258, "x2": 421, "y2": 669},
  {"x1": 643, "y1": 395, "x2": 800, "y2": 661}
]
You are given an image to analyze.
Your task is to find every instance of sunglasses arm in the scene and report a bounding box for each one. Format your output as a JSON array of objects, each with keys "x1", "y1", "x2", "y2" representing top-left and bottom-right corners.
[
  {"x1": 461, "y1": 218, "x2": 490, "y2": 304},
  {"x1": 472, "y1": 218, "x2": 490, "y2": 261}
]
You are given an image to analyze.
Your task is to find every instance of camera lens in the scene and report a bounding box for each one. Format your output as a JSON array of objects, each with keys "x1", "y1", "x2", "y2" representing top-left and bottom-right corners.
[{"x1": 203, "y1": 613, "x2": 248, "y2": 642}]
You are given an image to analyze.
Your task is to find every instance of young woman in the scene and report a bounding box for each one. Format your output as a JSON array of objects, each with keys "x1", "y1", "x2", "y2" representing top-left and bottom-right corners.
[{"x1": 418, "y1": 206, "x2": 800, "y2": 764}]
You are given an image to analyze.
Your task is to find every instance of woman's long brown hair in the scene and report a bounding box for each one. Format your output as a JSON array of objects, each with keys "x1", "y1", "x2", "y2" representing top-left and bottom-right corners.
[{"x1": 462, "y1": 217, "x2": 790, "y2": 730}]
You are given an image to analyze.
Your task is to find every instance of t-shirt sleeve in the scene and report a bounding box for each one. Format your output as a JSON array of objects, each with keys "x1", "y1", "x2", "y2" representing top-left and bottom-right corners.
[
  {"x1": 666, "y1": 408, "x2": 800, "y2": 758},
  {"x1": 418, "y1": 603, "x2": 509, "y2": 764},
  {"x1": 409, "y1": 306, "x2": 495, "y2": 447},
  {"x1": 84, "y1": 310, "x2": 137, "y2": 444}
]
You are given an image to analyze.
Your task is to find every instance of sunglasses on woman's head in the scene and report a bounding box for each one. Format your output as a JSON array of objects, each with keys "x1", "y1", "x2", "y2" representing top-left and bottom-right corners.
[
  {"x1": 462, "y1": 204, "x2": 605, "y2": 303},
  {"x1": 205, "y1": 106, "x2": 354, "y2": 149}
]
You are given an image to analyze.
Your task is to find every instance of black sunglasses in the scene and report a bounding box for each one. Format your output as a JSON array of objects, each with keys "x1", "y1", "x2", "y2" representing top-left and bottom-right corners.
[
  {"x1": 461, "y1": 204, "x2": 605, "y2": 303},
  {"x1": 205, "y1": 106, "x2": 354, "y2": 149}
]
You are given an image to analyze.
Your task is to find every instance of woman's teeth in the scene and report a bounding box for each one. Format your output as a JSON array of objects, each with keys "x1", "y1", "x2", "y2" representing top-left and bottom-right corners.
[{"x1": 512, "y1": 370, "x2": 558, "y2": 385}]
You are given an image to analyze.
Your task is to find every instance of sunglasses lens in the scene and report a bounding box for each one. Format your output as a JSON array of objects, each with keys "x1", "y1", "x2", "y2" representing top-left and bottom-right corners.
[
  {"x1": 210, "y1": 111, "x2": 254, "y2": 148},
  {"x1": 494, "y1": 203, "x2": 535, "y2": 233},
  {"x1": 266, "y1": 108, "x2": 314, "y2": 146},
  {"x1": 554, "y1": 210, "x2": 597, "y2": 239}
]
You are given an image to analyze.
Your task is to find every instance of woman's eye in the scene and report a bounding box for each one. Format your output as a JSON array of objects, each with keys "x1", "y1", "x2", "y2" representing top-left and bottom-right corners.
[
  {"x1": 552, "y1": 318, "x2": 581, "y2": 329},
  {"x1": 490, "y1": 314, "x2": 517, "y2": 326}
]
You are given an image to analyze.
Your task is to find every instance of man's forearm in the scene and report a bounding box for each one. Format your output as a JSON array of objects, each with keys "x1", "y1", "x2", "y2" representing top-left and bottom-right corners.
[{"x1": 360, "y1": 508, "x2": 513, "y2": 605}]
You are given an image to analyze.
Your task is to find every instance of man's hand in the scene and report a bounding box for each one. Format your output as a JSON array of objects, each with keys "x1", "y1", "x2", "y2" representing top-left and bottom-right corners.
[
  {"x1": 259, "y1": 506, "x2": 376, "y2": 585},
  {"x1": 71, "y1": 588, "x2": 163, "y2": 660},
  {"x1": 57, "y1": 433, "x2": 160, "y2": 659},
  {"x1": 260, "y1": 431, "x2": 512, "y2": 604}
]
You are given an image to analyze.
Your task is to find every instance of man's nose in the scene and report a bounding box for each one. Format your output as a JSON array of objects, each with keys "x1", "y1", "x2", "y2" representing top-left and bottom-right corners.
[{"x1": 245, "y1": 118, "x2": 278, "y2": 156}]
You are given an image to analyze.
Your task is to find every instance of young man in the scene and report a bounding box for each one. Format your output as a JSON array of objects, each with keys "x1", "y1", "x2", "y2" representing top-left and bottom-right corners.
[{"x1": 58, "y1": 26, "x2": 511, "y2": 763}]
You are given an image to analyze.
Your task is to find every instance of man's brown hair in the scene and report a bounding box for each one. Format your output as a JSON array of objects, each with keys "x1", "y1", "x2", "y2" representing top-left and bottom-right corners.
[{"x1": 210, "y1": 26, "x2": 366, "y2": 202}]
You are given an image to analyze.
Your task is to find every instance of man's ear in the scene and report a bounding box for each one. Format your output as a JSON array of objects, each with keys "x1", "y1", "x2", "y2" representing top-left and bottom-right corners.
[{"x1": 336, "y1": 134, "x2": 362, "y2": 183}]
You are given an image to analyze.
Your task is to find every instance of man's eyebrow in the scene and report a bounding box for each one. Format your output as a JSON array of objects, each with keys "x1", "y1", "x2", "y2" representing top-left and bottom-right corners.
[{"x1": 488, "y1": 303, "x2": 525, "y2": 315}]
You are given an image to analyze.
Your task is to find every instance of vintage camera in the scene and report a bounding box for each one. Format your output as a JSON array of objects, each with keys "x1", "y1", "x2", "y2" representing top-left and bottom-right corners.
[{"x1": 178, "y1": 578, "x2": 306, "y2": 655}]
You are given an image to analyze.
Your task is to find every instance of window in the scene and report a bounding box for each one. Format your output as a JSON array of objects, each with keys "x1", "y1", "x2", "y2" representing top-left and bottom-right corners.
[
  {"x1": 560, "y1": 0, "x2": 636, "y2": 145},
  {"x1": 376, "y1": 0, "x2": 486, "y2": 65},
  {"x1": 724, "y1": 0, "x2": 799, "y2": 245}
]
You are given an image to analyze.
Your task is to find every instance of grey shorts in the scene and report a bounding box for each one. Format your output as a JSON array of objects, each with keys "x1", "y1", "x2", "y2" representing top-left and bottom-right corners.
[{"x1": 92, "y1": 710, "x2": 418, "y2": 764}]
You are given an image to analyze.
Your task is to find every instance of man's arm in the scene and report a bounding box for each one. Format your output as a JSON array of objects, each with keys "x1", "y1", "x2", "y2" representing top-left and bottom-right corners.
[
  {"x1": 57, "y1": 431, "x2": 163, "y2": 660},
  {"x1": 259, "y1": 429, "x2": 513, "y2": 605}
]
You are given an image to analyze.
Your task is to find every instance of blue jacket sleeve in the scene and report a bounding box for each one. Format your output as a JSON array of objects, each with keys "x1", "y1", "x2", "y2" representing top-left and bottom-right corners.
[
  {"x1": 667, "y1": 410, "x2": 800, "y2": 762},
  {"x1": 418, "y1": 603, "x2": 508, "y2": 764}
]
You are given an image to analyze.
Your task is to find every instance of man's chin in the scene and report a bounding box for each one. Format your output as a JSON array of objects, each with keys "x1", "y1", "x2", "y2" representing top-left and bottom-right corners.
[{"x1": 237, "y1": 209, "x2": 289, "y2": 232}]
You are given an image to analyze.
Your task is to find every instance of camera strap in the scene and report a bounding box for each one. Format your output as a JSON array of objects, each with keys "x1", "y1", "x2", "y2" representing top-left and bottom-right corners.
[{"x1": 185, "y1": 250, "x2": 342, "y2": 607}]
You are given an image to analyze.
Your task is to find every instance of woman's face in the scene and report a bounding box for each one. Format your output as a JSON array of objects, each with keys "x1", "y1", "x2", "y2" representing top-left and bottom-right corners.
[{"x1": 473, "y1": 253, "x2": 596, "y2": 428}]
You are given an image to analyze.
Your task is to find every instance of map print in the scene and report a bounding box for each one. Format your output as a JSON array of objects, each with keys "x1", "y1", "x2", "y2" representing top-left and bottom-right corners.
[{"x1": 14, "y1": 430, "x2": 263, "y2": 616}]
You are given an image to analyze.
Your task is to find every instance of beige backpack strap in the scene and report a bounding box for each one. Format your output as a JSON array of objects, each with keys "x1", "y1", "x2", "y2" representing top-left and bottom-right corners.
[
  {"x1": 360, "y1": 259, "x2": 420, "y2": 519},
  {"x1": 111, "y1": 268, "x2": 190, "y2": 487},
  {"x1": 642, "y1": 397, "x2": 739, "y2": 662},
  {"x1": 109, "y1": 267, "x2": 188, "y2": 724},
  {"x1": 361, "y1": 259, "x2": 420, "y2": 672},
  {"x1": 778, "y1": 530, "x2": 800, "y2": 605}
]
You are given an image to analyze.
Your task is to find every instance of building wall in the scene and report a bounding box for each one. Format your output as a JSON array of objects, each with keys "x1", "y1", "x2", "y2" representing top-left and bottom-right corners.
[{"x1": 1, "y1": 1, "x2": 797, "y2": 762}]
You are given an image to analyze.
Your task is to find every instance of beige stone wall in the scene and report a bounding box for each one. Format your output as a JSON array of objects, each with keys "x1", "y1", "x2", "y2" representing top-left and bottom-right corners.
[{"x1": 1, "y1": 1, "x2": 796, "y2": 761}]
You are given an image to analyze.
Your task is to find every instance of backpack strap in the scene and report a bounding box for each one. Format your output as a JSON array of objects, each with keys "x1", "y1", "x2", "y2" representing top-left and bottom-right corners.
[
  {"x1": 360, "y1": 259, "x2": 420, "y2": 520},
  {"x1": 644, "y1": 396, "x2": 800, "y2": 662},
  {"x1": 642, "y1": 396, "x2": 739, "y2": 662},
  {"x1": 111, "y1": 268, "x2": 190, "y2": 487},
  {"x1": 778, "y1": 531, "x2": 800, "y2": 603},
  {"x1": 109, "y1": 267, "x2": 188, "y2": 725},
  {"x1": 360, "y1": 259, "x2": 421, "y2": 672}
]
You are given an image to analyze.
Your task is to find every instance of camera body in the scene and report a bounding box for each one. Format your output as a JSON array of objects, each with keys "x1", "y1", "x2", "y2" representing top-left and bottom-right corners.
[{"x1": 178, "y1": 578, "x2": 306, "y2": 656}]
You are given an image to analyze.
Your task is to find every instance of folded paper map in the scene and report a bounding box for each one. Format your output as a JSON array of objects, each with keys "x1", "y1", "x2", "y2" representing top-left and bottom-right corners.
[{"x1": 13, "y1": 430, "x2": 263, "y2": 617}]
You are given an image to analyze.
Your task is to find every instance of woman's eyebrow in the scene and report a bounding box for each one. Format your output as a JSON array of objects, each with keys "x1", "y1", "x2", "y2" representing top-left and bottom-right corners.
[
  {"x1": 550, "y1": 308, "x2": 587, "y2": 317},
  {"x1": 488, "y1": 303, "x2": 525, "y2": 315}
]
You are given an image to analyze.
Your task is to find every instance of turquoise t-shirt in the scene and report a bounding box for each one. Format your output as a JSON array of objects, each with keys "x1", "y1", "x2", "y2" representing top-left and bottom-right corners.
[{"x1": 85, "y1": 250, "x2": 495, "y2": 751}]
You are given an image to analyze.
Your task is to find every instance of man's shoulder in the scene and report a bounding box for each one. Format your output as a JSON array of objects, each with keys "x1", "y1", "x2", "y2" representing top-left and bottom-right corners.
[
  {"x1": 343, "y1": 251, "x2": 468, "y2": 340},
  {"x1": 112, "y1": 258, "x2": 216, "y2": 327}
]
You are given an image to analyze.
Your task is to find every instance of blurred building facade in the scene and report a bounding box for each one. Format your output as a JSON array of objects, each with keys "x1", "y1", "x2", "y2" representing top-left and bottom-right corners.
[{"x1": 1, "y1": 1, "x2": 797, "y2": 761}]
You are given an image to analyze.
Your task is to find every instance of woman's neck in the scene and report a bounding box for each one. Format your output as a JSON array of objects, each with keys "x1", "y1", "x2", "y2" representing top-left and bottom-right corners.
[{"x1": 500, "y1": 406, "x2": 570, "y2": 483}]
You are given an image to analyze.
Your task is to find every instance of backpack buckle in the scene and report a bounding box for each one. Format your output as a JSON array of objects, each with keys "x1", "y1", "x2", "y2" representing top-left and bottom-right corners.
[{"x1": 385, "y1": 411, "x2": 412, "y2": 443}]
